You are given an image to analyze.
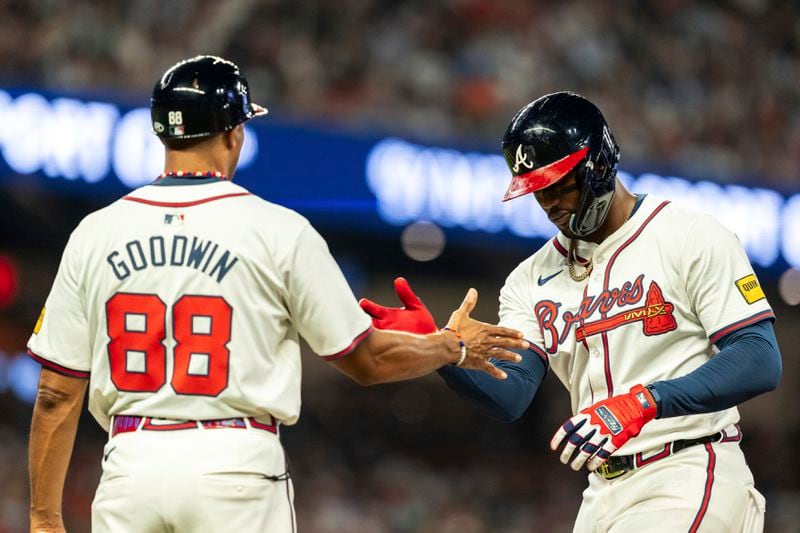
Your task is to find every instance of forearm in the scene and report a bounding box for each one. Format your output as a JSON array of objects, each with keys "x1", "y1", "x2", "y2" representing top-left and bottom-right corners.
[
  {"x1": 438, "y1": 346, "x2": 547, "y2": 422},
  {"x1": 29, "y1": 370, "x2": 87, "y2": 528},
  {"x1": 650, "y1": 320, "x2": 781, "y2": 418},
  {"x1": 338, "y1": 329, "x2": 460, "y2": 385}
]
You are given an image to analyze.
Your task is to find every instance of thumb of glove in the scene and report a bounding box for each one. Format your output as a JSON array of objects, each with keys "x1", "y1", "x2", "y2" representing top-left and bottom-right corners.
[{"x1": 358, "y1": 298, "x2": 388, "y2": 319}]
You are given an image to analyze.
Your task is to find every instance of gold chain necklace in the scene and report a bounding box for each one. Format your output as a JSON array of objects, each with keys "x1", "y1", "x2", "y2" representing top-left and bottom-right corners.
[{"x1": 568, "y1": 238, "x2": 593, "y2": 282}]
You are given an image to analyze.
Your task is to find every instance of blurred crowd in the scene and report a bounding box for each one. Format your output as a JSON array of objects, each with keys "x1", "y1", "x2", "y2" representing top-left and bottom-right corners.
[
  {"x1": 1, "y1": 1, "x2": 800, "y2": 532},
  {"x1": 1, "y1": 0, "x2": 800, "y2": 188}
]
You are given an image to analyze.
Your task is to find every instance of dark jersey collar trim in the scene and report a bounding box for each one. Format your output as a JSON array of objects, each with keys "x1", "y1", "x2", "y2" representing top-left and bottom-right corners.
[{"x1": 152, "y1": 176, "x2": 222, "y2": 186}]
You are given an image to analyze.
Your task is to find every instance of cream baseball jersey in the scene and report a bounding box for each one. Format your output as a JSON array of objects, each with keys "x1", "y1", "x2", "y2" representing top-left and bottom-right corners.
[
  {"x1": 28, "y1": 178, "x2": 372, "y2": 430},
  {"x1": 499, "y1": 195, "x2": 773, "y2": 455}
]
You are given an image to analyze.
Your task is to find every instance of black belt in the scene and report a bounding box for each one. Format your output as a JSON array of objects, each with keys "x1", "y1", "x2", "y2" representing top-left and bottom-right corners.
[{"x1": 597, "y1": 432, "x2": 722, "y2": 480}]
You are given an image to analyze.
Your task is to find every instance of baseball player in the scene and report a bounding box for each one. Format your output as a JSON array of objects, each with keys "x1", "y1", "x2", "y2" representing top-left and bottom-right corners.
[
  {"x1": 26, "y1": 55, "x2": 528, "y2": 533},
  {"x1": 359, "y1": 92, "x2": 782, "y2": 531}
]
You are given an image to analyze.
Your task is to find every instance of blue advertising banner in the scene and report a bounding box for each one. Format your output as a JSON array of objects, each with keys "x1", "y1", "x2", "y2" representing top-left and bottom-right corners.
[{"x1": 1, "y1": 88, "x2": 798, "y2": 270}]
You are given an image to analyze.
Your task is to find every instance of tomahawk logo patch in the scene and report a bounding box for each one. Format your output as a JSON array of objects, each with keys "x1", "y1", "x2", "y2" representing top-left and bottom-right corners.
[{"x1": 574, "y1": 279, "x2": 677, "y2": 343}]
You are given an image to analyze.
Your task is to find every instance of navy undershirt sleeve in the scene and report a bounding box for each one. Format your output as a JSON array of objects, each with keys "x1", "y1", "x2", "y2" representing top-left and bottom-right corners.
[
  {"x1": 436, "y1": 344, "x2": 548, "y2": 422},
  {"x1": 650, "y1": 319, "x2": 781, "y2": 419}
]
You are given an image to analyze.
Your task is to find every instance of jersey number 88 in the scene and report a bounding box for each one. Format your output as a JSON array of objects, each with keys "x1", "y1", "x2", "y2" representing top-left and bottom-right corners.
[{"x1": 106, "y1": 292, "x2": 232, "y2": 396}]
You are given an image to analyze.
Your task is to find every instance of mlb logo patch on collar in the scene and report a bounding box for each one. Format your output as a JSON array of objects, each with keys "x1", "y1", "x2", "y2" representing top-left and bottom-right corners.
[
  {"x1": 735, "y1": 274, "x2": 765, "y2": 304},
  {"x1": 164, "y1": 213, "x2": 185, "y2": 226}
]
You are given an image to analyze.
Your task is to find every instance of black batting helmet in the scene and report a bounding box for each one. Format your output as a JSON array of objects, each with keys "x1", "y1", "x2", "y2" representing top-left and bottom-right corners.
[
  {"x1": 151, "y1": 55, "x2": 268, "y2": 139},
  {"x1": 502, "y1": 91, "x2": 620, "y2": 237}
]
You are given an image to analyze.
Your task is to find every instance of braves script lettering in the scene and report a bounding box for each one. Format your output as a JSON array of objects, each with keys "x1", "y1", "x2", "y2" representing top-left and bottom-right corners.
[{"x1": 535, "y1": 274, "x2": 645, "y2": 353}]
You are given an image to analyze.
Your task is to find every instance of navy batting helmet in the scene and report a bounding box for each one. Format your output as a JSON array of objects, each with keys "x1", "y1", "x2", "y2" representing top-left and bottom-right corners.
[
  {"x1": 502, "y1": 91, "x2": 620, "y2": 237},
  {"x1": 151, "y1": 55, "x2": 268, "y2": 139}
]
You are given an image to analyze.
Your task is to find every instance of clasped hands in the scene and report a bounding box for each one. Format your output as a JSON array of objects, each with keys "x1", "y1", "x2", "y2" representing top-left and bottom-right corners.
[
  {"x1": 360, "y1": 278, "x2": 657, "y2": 472},
  {"x1": 359, "y1": 277, "x2": 526, "y2": 380}
]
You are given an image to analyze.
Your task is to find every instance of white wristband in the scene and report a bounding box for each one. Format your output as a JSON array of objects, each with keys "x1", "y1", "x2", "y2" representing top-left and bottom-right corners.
[
  {"x1": 456, "y1": 340, "x2": 467, "y2": 366},
  {"x1": 442, "y1": 327, "x2": 467, "y2": 366}
]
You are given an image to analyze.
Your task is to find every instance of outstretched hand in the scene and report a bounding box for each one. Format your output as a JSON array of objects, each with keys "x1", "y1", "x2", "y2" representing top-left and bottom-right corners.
[
  {"x1": 444, "y1": 288, "x2": 527, "y2": 379},
  {"x1": 359, "y1": 277, "x2": 438, "y2": 334},
  {"x1": 360, "y1": 278, "x2": 528, "y2": 379}
]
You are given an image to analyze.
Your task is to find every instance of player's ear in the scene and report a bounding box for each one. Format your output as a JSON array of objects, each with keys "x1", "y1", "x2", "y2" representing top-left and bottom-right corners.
[
  {"x1": 233, "y1": 124, "x2": 245, "y2": 149},
  {"x1": 221, "y1": 125, "x2": 243, "y2": 151}
]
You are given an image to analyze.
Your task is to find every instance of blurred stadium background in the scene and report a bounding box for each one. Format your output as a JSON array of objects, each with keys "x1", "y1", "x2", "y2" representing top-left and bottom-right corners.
[{"x1": 0, "y1": 1, "x2": 799, "y2": 531}]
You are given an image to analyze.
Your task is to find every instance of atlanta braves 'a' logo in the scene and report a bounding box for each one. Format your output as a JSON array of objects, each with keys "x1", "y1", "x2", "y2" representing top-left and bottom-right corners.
[
  {"x1": 512, "y1": 145, "x2": 534, "y2": 173},
  {"x1": 534, "y1": 276, "x2": 677, "y2": 353}
]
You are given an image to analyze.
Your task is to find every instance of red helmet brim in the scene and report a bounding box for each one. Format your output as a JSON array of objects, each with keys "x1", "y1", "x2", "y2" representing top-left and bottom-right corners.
[{"x1": 502, "y1": 146, "x2": 589, "y2": 201}]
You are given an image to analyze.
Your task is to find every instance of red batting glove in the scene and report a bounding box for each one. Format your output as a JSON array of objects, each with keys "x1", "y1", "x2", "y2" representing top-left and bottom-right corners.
[
  {"x1": 359, "y1": 277, "x2": 437, "y2": 334},
  {"x1": 550, "y1": 384, "x2": 657, "y2": 471}
]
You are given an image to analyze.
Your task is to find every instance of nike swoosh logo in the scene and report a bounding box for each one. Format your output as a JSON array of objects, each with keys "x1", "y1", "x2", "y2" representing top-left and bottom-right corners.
[
  {"x1": 537, "y1": 270, "x2": 563, "y2": 286},
  {"x1": 103, "y1": 446, "x2": 116, "y2": 462}
]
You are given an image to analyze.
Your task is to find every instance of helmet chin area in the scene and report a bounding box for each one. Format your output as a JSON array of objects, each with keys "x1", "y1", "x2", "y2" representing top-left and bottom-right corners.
[{"x1": 569, "y1": 188, "x2": 616, "y2": 237}]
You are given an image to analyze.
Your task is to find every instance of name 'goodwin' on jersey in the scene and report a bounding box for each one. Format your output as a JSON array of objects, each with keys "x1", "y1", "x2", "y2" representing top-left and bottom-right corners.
[{"x1": 107, "y1": 234, "x2": 239, "y2": 283}]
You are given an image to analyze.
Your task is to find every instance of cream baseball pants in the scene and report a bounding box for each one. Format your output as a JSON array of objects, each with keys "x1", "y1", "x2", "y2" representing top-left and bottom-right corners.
[
  {"x1": 92, "y1": 419, "x2": 295, "y2": 532},
  {"x1": 573, "y1": 441, "x2": 765, "y2": 532}
]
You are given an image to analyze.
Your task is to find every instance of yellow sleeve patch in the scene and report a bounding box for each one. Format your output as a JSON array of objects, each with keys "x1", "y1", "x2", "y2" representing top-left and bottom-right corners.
[
  {"x1": 33, "y1": 306, "x2": 45, "y2": 334},
  {"x1": 735, "y1": 274, "x2": 765, "y2": 305}
]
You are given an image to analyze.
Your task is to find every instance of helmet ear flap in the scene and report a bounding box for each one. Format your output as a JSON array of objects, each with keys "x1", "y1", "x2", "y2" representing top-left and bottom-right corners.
[
  {"x1": 569, "y1": 154, "x2": 617, "y2": 237},
  {"x1": 595, "y1": 125, "x2": 620, "y2": 190},
  {"x1": 576, "y1": 158, "x2": 591, "y2": 190},
  {"x1": 574, "y1": 155, "x2": 607, "y2": 196},
  {"x1": 584, "y1": 157, "x2": 606, "y2": 197},
  {"x1": 583, "y1": 133, "x2": 619, "y2": 197}
]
